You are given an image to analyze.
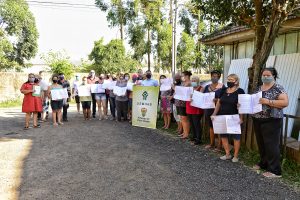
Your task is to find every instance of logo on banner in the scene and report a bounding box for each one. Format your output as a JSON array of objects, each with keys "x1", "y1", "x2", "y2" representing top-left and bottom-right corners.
[
  {"x1": 142, "y1": 91, "x2": 148, "y2": 100},
  {"x1": 141, "y1": 107, "x2": 147, "y2": 117}
]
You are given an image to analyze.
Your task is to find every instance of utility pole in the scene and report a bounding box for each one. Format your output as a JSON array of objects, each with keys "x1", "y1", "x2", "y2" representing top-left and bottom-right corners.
[{"x1": 171, "y1": 0, "x2": 178, "y2": 79}]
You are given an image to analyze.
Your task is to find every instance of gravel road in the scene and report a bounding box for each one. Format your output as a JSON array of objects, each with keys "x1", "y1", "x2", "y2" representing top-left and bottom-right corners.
[{"x1": 0, "y1": 106, "x2": 299, "y2": 200}]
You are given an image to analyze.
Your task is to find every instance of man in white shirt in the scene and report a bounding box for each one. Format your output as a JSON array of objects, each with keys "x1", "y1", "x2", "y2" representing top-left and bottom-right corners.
[
  {"x1": 72, "y1": 74, "x2": 81, "y2": 113},
  {"x1": 38, "y1": 71, "x2": 49, "y2": 121}
]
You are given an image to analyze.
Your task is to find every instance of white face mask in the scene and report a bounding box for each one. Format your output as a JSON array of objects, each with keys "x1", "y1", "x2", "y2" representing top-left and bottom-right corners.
[{"x1": 125, "y1": 77, "x2": 129, "y2": 81}]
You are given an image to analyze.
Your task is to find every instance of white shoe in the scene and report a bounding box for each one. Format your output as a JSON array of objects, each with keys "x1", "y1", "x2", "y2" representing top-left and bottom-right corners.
[
  {"x1": 232, "y1": 157, "x2": 239, "y2": 163},
  {"x1": 220, "y1": 155, "x2": 232, "y2": 160}
]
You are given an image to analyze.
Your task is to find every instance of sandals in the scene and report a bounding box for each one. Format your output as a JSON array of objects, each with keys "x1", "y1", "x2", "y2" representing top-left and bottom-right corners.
[
  {"x1": 262, "y1": 172, "x2": 282, "y2": 178},
  {"x1": 33, "y1": 124, "x2": 41, "y2": 128},
  {"x1": 24, "y1": 126, "x2": 29, "y2": 130}
]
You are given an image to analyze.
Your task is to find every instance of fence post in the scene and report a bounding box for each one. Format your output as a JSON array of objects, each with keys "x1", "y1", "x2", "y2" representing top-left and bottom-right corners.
[{"x1": 283, "y1": 115, "x2": 289, "y2": 159}]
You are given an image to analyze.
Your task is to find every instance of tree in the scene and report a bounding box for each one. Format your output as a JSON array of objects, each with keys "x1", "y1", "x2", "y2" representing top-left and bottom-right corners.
[
  {"x1": 156, "y1": 20, "x2": 173, "y2": 72},
  {"x1": 95, "y1": 0, "x2": 136, "y2": 40},
  {"x1": 127, "y1": 23, "x2": 147, "y2": 61},
  {"x1": 177, "y1": 32, "x2": 196, "y2": 71},
  {"x1": 41, "y1": 51, "x2": 74, "y2": 80},
  {"x1": 0, "y1": 0, "x2": 38, "y2": 70},
  {"x1": 89, "y1": 38, "x2": 140, "y2": 74},
  {"x1": 194, "y1": 0, "x2": 299, "y2": 92}
]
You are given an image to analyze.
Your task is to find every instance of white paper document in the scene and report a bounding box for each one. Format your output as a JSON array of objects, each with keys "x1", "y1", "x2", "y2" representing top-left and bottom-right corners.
[
  {"x1": 212, "y1": 115, "x2": 241, "y2": 134},
  {"x1": 51, "y1": 88, "x2": 68, "y2": 100},
  {"x1": 127, "y1": 82, "x2": 134, "y2": 91},
  {"x1": 102, "y1": 80, "x2": 111, "y2": 89},
  {"x1": 107, "y1": 81, "x2": 117, "y2": 90},
  {"x1": 78, "y1": 85, "x2": 91, "y2": 97},
  {"x1": 174, "y1": 86, "x2": 193, "y2": 101},
  {"x1": 238, "y1": 92, "x2": 262, "y2": 114},
  {"x1": 113, "y1": 86, "x2": 127, "y2": 96},
  {"x1": 91, "y1": 84, "x2": 105, "y2": 93},
  {"x1": 32, "y1": 85, "x2": 41, "y2": 97},
  {"x1": 160, "y1": 78, "x2": 173, "y2": 91},
  {"x1": 191, "y1": 91, "x2": 215, "y2": 109}
]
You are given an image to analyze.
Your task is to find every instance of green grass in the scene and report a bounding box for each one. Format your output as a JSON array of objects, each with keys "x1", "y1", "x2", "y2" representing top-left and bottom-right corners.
[
  {"x1": 156, "y1": 117, "x2": 300, "y2": 189},
  {"x1": 0, "y1": 99, "x2": 22, "y2": 108}
]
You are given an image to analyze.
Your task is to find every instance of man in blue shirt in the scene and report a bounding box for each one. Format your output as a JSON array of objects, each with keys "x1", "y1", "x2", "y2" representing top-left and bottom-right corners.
[{"x1": 141, "y1": 70, "x2": 158, "y2": 87}]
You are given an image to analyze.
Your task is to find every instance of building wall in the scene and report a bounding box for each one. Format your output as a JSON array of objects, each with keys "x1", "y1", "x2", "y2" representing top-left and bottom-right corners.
[{"x1": 223, "y1": 31, "x2": 300, "y2": 78}]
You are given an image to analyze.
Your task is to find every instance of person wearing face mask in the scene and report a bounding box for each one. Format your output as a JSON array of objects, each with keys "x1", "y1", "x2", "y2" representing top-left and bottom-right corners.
[
  {"x1": 252, "y1": 68, "x2": 288, "y2": 178},
  {"x1": 114, "y1": 73, "x2": 129, "y2": 122},
  {"x1": 58, "y1": 73, "x2": 71, "y2": 122},
  {"x1": 20, "y1": 73, "x2": 43, "y2": 129},
  {"x1": 127, "y1": 73, "x2": 136, "y2": 123},
  {"x1": 187, "y1": 76, "x2": 204, "y2": 145},
  {"x1": 72, "y1": 74, "x2": 81, "y2": 113},
  {"x1": 95, "y1": 76, "x2": 108, "y2": 120},
  {"x1": 48, "y1": 75, "x2": 64, "y2": 126},
  {"x1": 171, "y1": 73, "x2": 183, "y2": 135},
  {"x1": 87, "y1": 70, "x2": 100, "y2": 118},
  {"x1": 108, "y1": 75, "x2": 117, "y2": 120},
  {"x1": 141, "y1": 70, "x2": 159, "y2": 87},
  {"x1": 79, "y1": 76, "x2": 93, "y2": 120},
  {"x1": 211, "y1": 74, "x2": 245, "y2": 163},
  {"x1": 38, "y1": 71, "x2": 49, "y2": 122},
  {"x1": 175, "y1": 71, "x2": 192, "y2": 139},
  {"x1": 160, "y1": 75, "x2": 173, "y2": 129},
  {"x1": 201, "y1": 70, "x2": 225, "y2": 151}
]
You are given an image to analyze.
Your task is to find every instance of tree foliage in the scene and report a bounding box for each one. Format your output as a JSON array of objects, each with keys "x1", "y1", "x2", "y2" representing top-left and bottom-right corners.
[
  {"x1": 41, "y1": 51, "x2": 74, "y2": 80},
  {"x1": 177, "y1": 32, "x2": 196, "y2": 71},
  {"x1": 89, "y1": 38, "x2": 140, "y2": 74},
  {"x1": 0, "y1": 0, "x2": 38, "y2": 70}
]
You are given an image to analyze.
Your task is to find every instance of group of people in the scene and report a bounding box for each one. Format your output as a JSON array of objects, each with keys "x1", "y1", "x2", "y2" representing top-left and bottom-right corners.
[{"x1": 20, "y1": 67, "x2": 288, "y2": 178}]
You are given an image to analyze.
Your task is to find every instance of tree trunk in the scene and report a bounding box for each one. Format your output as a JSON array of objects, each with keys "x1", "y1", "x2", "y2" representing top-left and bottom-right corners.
[
  {"x1": 246, "y1": 1, "x2": 288, "y2": 149},
  {"x1": 147, "y1": 28, "x2": 151, "y2": 70},
  {"x1": 120, "y1": 24, "x2": 124, "y2": 41}
]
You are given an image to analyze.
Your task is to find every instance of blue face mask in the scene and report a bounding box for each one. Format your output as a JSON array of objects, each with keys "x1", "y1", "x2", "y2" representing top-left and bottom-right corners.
[
  {"x1": 191, "y1": 82, "x2": 198, "y2": 87},
  {"x1": 261, "y1": 76, "x2": 274, "y2": 84}
]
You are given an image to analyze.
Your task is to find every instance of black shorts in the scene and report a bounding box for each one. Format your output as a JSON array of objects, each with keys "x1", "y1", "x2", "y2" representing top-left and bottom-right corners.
[
  {"x1": 81, "y1": 101, "x2": 91, "y2": 109},
  {"x1": 176, "y1": 106, "x2": 187, "y2": 116},
  {"x1": 51, "y1": 100, "x2": 63, "y2": 110},
  {"x1": 75, "y1": 95, "x2": 80, "y2": 104}
]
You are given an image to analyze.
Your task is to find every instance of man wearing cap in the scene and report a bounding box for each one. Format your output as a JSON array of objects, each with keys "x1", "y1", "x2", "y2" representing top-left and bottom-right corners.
[
  {"x1": 72, "y1": 74, "x2": 81, "y2": 113},
  {"x1": 87, "y1": 70, "x2": 99, "y2": 118}
]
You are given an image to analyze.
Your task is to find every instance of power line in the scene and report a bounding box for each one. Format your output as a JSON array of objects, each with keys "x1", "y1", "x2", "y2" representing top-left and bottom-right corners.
[{"x1": 26, "y1": 0, "x2": 99, "y2": 8}]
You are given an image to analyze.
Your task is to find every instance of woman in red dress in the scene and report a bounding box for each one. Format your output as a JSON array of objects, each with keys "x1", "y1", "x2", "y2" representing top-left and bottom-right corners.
[{"x1": 20, "y1": 73, "x2": 43, "y2": 129}]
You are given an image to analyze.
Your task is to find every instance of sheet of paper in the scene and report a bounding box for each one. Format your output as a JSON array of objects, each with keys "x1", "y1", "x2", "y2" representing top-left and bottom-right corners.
[
  {"x1": 113, "y1": 86, "x2": 127, "y2": 96},
  {"x1": 212, "y1": 115, "x2": 241, "y2": 134},
  {"x1": 238, "y1": 92, "x2": 262, "y2": 114},
  {"x1": 212, "y1": 115, "x2": 227, "y2": 134},
  {"x1": 160, "y1": 78, "x2": 173, "y2": 91},
  {"x1": 174, "y1": 86, "x2": 193, "y2": 101},
  {"x1": 127, "y1": 82, "x2": 134, "y2": 91},
  {"x1": 102, "y1": 80, "x2": 111, "y2": 89},
  {"x1": 238, "y1": 94, "x2": 252, "y2": 114},
  {"x1": 32, "y1": 85, "x2": 41, "y2": 97},
  {"x1": 78, "y1": 85, "x2": 91, "y2": 97},
  {"x1": 107, "y1": 81, "x2": 117, "y2": 90},
  {"x1": 91, "y1": 84, "x2": 105, "y2": 93},
  {"x1": 226, "y1": 115, "x2": 241, "y2": 134},
  {"x1": 252, "y1": 92, "x2": 262, "y2": 114},
  {"x1": 51, "y1": 88, "x2": 68, "y2": 100},
  {"x1": 191, "y1": 91, "x2": 215, "y2": 109}
]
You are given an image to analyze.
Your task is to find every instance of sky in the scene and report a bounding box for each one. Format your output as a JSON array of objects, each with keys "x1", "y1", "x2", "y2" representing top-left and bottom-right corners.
[
  {"x1": 27, "y1": 0, "x2": 186, "y2": 65},
  {"x1": 27, "y1": 0, "x2": 119, "y2": 64}
]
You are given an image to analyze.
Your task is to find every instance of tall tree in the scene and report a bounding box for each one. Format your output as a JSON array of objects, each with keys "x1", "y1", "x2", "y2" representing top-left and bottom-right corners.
[
  {"x1": 95, "y1": 0, "x2": 137, "y2": 40},
  {"x1": 194, "y1": 0, "x2": 299, "y2": 92},
  {"x1": 89, "y1": 38, "x2": 140, "y2": 74},
  {"x1": 0, "y1": 0, "x2": 38, "y2": 70},
  {"x1": 177, "y1": 32, "x2": 196, "y2": 71}
]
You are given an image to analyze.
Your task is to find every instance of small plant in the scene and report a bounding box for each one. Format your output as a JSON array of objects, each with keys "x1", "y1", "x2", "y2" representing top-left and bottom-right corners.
[{"x1": 0, "y1": 99, "x2": 22, "y2": 108}]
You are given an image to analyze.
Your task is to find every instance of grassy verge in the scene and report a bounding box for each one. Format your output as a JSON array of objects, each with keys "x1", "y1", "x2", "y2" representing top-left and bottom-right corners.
[
  {"x1": 0, "y1": 99, "x2": 22, "y2": 108},
  {"x1": 156, "y1": 117, "x2": 300, "y2": 189}
]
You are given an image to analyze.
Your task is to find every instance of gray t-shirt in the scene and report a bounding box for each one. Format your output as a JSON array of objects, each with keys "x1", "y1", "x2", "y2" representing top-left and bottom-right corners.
[{"x1": 115, "y1": 80, "x2": 128, "y2": 101}]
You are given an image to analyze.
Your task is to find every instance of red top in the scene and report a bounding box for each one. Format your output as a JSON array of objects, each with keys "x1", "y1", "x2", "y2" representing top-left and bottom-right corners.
[
  {"x1": 87, "y1": 76, "x2": 100, "y2": 84},
  {"x1": 21, "y1": 82, "x2": 43, "y2": 113},
  {"x1": 186, "y1": 86, "x2": 204, "y2": 115}
]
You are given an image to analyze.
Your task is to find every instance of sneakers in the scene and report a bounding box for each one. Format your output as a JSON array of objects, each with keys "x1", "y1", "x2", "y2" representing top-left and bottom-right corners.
[
  {"x1": 220, "y1": 155, "x2": 232, "y2": 160},
  {"x1": 232, "y1": 157, "x2": 239, "y2": 163}
]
